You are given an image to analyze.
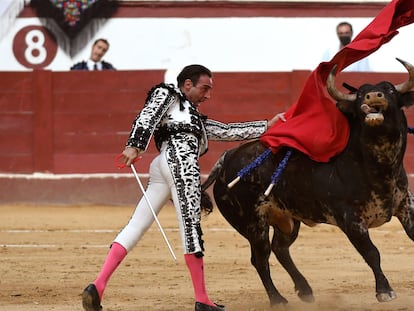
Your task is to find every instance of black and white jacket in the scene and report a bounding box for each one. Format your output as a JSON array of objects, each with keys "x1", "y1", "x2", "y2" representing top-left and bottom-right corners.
[{"x1": 126, "y1": 83, "x2": 267, "y2": 156}]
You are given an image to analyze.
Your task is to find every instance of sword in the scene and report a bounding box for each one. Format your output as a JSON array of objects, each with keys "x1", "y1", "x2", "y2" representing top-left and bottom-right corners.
[
  {"x1": 116, "y1": 154, "x2": 177, "y2": 260},
  {"x1": 130, "y1": 163, "x2": 177, "y2": 260}
]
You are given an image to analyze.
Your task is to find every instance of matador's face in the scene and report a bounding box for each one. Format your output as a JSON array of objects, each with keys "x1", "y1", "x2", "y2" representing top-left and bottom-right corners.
[{"x1": 184, "y1": 75, "x2": 213, "y2": 107}]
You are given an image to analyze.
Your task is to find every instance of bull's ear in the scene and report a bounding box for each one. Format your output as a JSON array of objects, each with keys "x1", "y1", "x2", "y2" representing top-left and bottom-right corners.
[
  {"x1": 401, "y1": 91, "x2": 414, "y2": 108},
  {"x1": 336, "y1": 100, "x2": 356, "y2": 117}
]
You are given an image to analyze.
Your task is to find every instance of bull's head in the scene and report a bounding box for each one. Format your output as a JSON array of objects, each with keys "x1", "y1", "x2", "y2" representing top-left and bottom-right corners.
[{"x1": 327, "y1": 58, "x2": 414, "y2": 126}]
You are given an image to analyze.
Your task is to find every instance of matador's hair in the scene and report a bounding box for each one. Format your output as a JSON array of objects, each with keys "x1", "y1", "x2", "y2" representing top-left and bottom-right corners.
[{"x1": 177, "y1": 64, "x2": 212, "y2": 87}]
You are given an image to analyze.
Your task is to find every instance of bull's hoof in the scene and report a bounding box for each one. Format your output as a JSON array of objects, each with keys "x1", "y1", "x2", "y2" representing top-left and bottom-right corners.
[
  {"x1": 295, "y1": 285, "x2": 314, "y2": 303},
  {"x1": 376, "y1": 291, "x2": 397, "y2": 302},
  {"x1": 298, "y1": 293, "x2": 315, "y2": 303},
  {"x1": 270, "y1": 296, "x2": 288, "y2": 306}
]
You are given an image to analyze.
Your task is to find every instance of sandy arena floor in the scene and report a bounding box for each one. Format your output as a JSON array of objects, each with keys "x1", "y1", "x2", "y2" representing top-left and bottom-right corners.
[{"x1": 1, "y1": 204, "x2": 414, "y2": 311}]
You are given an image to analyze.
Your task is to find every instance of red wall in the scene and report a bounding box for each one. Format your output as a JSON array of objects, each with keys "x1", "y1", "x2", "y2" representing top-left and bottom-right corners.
[
  {"x1": 2, "y1": 70, "x2": 414, "y2": 205},
  {"x1": 22, "y1": 1, "x2": 386, "y2": 19},
  {"x1": 2, "y1": 70, "x2": 414, "y2": 176},
  {"x1": 0, "y1": 70, "x2": 306, "y2": 175},
  {"x1": 0, "y1": 70, "x2": 162, "y2": 174}
]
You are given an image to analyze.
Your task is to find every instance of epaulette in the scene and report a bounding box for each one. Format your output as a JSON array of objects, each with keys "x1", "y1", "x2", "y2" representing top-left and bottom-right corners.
[{"x1": 146, "y1": 83, "x2": 187, "y2": 110}]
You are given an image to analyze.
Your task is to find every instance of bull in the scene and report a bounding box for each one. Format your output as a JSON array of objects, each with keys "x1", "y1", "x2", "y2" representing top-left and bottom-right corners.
[{"x1": 201, "y1": 58, "x2": 414, "y2": 306}]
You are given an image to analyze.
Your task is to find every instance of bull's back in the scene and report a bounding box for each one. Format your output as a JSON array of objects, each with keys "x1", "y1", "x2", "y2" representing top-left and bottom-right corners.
[{"x1": 214, "y1": 140, "x2": 374, "y2": 226}]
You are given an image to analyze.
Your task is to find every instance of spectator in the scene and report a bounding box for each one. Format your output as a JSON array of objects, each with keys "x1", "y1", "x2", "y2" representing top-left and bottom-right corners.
[
  {"x1": 71, "y1": 38, "x2": 115, "y2": 70},
  {"x1": 321, "y1": 21, "x2": 370, "y2": 72}
]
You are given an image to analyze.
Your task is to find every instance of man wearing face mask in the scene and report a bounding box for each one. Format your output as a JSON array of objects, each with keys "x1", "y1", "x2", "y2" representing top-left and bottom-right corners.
[{"x1": 321, "y1": 21, "x2": 371, "y2": 72}]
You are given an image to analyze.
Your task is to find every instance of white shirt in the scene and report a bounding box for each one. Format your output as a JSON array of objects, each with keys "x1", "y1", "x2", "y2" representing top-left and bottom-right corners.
[
  {"x1": 86, "y1": 59, "x2": 102, "y2": 71},
  {"x1": 321, "y1": 45, "x2": 371, "y2": 72}
]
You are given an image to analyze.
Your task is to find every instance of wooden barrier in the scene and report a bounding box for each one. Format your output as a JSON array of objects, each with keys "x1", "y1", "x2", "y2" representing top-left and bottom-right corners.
[
  {"x1": 1, "y1": 69, "x2": 414, "y2": 204},
  {"x1": 0, "y1": 69, "x2": 304, "y2": 174}
]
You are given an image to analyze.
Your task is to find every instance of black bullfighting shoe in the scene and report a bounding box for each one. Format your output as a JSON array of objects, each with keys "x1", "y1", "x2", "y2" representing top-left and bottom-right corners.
[
  {"x1": 195, "y1": 302, "x2": 227, "y2": 311},
  {"x1": 82, "y1": 283, "x2": 102, "y2": 311}
]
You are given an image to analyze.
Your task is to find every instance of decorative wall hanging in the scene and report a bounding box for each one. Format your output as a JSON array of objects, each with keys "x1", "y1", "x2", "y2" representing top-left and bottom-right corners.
[{"x1": 30, "y1": 0, "x2": 118, "y2": 56}]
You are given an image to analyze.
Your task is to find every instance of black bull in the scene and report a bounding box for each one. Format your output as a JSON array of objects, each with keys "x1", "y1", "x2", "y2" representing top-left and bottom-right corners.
[{"x1": 201, "y1": 59, "x2": 414, "y2": 306}]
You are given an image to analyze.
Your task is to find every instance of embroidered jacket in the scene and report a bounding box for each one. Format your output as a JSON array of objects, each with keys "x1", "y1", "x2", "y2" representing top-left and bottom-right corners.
[{"x1": 126, "y1": 83, "x2": 267, "y2": 155}]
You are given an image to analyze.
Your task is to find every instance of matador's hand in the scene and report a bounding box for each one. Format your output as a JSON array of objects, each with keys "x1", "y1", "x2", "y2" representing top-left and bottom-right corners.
[
  {"x1": 267, "y1": 112, "x2": 286, "y2": 128},
  {"x1": 122, "y1": 147, "x2": 142, "y2": 166}
]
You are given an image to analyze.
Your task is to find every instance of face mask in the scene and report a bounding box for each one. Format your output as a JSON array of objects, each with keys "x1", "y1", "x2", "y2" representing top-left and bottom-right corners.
[{"x1": 339, "y1": 36, "x2": 352, "y2": 46}]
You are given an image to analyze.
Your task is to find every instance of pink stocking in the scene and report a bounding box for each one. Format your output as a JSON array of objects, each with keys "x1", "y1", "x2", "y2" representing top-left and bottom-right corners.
[
  {"x1": 93, "y1": 242, "x2": 127, "y2": 300},
  {"x1": 184, "y1": 253, "x2": 215, "y2": 306}
]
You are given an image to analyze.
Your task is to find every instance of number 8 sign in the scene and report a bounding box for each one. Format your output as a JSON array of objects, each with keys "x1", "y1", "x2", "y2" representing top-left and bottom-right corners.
[{"x1": 13, "y1": 25, "x2": 58, "y2": 69}]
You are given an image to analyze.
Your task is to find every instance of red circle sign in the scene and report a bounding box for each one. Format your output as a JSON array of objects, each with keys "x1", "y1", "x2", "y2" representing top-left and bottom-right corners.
[{"x1": 13, "y1": 25, "x2": 58, "y2": 69}]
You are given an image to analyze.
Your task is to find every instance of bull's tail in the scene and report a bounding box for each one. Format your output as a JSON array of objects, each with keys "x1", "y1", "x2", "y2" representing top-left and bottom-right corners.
[{"x1": 201, "y1": 152, "x2": 227, "y2": 214}]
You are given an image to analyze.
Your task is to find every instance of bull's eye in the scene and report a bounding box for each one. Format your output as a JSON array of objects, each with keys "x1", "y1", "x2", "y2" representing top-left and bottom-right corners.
[{"x1": 383, "y1": 85, "x2": 395, "y2": 95}]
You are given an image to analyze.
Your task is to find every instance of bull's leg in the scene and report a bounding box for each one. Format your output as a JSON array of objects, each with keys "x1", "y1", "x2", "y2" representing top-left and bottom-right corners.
[
  {"x1": 213, "y1": 173, "x2": 288, "y2": 305},
  {"x1": 396, "y1": 190, "x2": 414, "y2": 240},
  {"x1": 342, "y1": 225, "x2": 396, "y2": 302},
  {"x1": 247, "y1": 227, "x2": 289, "y2": 306},
  {"x1": 271, "y1": 221, "x2": 314, "y2": 303}
]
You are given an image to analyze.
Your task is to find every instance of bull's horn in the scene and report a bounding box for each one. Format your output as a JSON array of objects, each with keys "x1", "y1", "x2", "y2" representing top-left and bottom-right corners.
[
  {"x1": 395, "y1": 58, "x2": 414, "y2": 93},
  {"x1": 326, "y1": 65, "x2": 357, "y2": 102}
]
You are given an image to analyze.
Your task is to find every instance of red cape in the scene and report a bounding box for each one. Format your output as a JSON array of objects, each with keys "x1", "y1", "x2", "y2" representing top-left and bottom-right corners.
[{"x1": 260, "y1": 0, "x2": 414, "y2": 162}]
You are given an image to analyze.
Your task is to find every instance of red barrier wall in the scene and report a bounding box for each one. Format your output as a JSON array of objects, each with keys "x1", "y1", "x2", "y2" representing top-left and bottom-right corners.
[
  {"x1": 0, "y1": 70, "x2": 164, "y2": 174},
  {"x1": 0, "y1": 70, "x2": 304, "y2": 175},
  {"x1": 2, "y1": 70, "x2": 414, "y2": 204}
]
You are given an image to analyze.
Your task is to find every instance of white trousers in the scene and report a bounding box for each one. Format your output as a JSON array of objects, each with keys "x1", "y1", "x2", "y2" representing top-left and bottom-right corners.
[{"x1": 113, "y1": 146, "x2": 203, "y2": 254}]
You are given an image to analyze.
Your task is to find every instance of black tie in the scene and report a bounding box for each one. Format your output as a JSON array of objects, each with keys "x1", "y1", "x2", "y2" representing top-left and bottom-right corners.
[{"x1": 93, "y1": 63, "x2": 98, "y2": 71}]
